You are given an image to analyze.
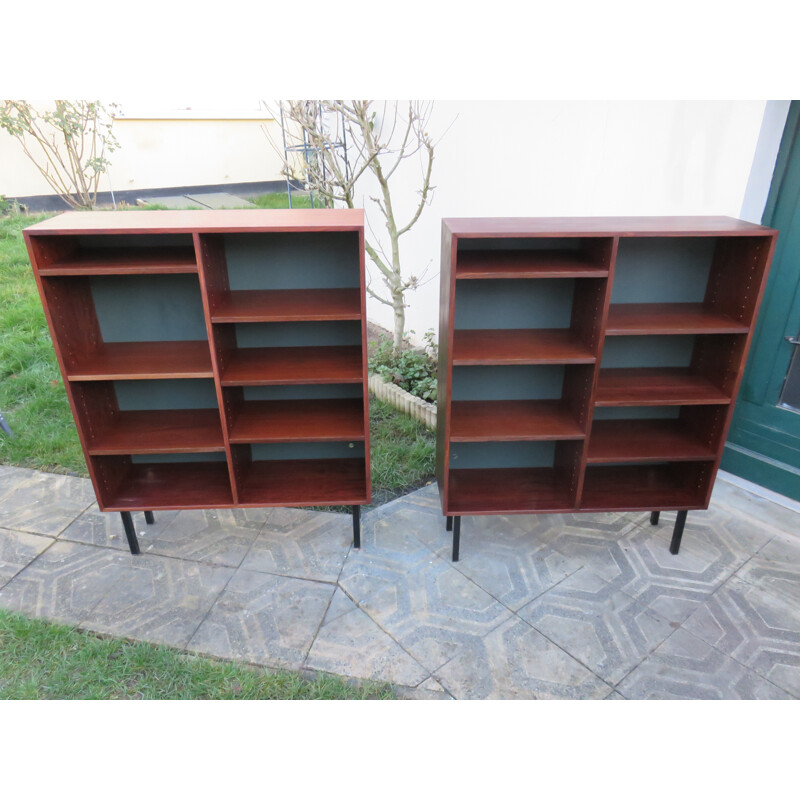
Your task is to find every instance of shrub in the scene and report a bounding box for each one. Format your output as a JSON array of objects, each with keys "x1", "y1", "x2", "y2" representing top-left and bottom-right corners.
[{"x1": 369, "y1": 329, "x2": 438, "y2": 404}]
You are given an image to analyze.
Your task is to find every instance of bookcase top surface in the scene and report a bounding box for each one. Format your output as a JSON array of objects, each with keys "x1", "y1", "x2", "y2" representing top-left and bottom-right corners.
[
  {"x1": 24, "y1": 208, "x2": 364, "y2": 235},
  {"x1": 443, "y1": 216, "x2": 776, "y2": 237}
]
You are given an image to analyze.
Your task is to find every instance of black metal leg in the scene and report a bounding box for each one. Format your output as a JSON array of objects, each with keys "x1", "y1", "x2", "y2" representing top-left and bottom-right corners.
[
  {"x1": 669, "y1": 510, "x2": 687, "y2": 555},
  {"x1": 446, "y1": 515, "x2": 453, "y2": 531},
  {"x1": 452, "y1": 515, "x2": 461, "y2": 562},
  {"x1": 144, "y1": 511, "x2": 155, "y2": 525},
  {"x1": 650, "y1": 511, "x2": 660, "y2": 525},
  {"x1": 352, "y1": 505, "x2": 360, "y2": 549},
  {"x1": 120, "y1": 512, "x2": 140, "y2": 555}
]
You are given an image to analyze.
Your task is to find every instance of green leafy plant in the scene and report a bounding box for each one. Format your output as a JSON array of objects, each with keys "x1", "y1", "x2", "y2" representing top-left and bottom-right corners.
[
  {"x1": 369, "y1": 329, "x2": 438, "y2": 403},
  {"x1": 0, "y1": 101, "x2": 119, "y2": 210}
]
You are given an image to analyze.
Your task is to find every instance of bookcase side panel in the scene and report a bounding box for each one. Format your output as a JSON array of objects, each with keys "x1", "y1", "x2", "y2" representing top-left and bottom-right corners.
[{"x1": 437, "y1": 224, "x2": 456, "y2": 511}]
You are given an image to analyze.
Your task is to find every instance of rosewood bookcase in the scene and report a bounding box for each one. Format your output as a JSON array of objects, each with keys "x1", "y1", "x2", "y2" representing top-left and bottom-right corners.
[
  {"x1": 437, "y1": 217, "x2": 777, "y2": 560},
  {"x1": 24, "y1": 209, "x2": 371, "y2": 554}
]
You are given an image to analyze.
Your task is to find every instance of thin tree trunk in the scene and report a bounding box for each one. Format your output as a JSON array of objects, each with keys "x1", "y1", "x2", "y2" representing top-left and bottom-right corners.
[{"x1": 393, "y1": 291, "x2": 405, "y2": 351}]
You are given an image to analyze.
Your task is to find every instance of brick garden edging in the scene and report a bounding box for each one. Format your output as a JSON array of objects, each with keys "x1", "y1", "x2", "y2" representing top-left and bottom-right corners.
[{"x1": 368, "y1": 374, "x2": 437, "y2": 431}]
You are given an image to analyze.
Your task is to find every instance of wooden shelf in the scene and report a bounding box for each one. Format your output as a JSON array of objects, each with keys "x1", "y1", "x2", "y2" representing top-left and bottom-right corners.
[
  {"x1": 595, "y1": 368, "x2": 731, "y2": 406},
  {"x1": 447, "y1": 467, "x2": 573, "y2": 514},
  {"x1": 88, "y1": 409, "x2": 224, "y2": 455},
  {"x1": 605, "y1": 303, "x2": 749, "y2": 336},
  {"x1": 211, "y1": 288, "x2": 361, "y2": 323},
  {"x1": 39, "y1": 246, "x2": 197, "y2": 276},
  {"x1": 67, "y1": 341, "x2": 213, "y2": 381},
  {"x1": 237, "y1": 458, "x2": 368, "y2": 506},
  {"x1": 101, "y1": 461, "x2": 234, "y2": 510},
  {"x1": 456, "y1": 250, "x2": 608, "y2": 280},
  {"x1": 587, "y1": 419, "x2": 716, "y2": 463},
  {"x1": 452, "y1": 329, "x2": 595, "y2": 365},
  {"x1": 580, "y1": 464, "x2": 709, "y2": 511},
  {"x1": 450, "y1": 400, "x2": 584, "y2": 441},
  {"x1": 229, "y1": 399, "x2": 365, "y2": 443},
  {"x1": 221, "y1": 345, "x2": 363, "y2": 385}
]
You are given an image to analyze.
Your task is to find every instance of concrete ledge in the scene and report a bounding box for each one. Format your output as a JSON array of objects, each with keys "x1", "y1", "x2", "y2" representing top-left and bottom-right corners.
[{"x1": 369, "y1": 374, "x2": 436, "y2": 430}]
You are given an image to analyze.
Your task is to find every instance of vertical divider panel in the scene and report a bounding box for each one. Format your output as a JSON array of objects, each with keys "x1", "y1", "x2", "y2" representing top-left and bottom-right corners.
[
  {"x1": 436, "y1": 223, "x2": 457, "y2": 512},
  {"x1": 194, "y1": 232, "x2": 241, "y2": 503},
  {"x1": 573, "y1": 237, "x2": 619, "y2": 507},
  {"x1": 357, "y1": 228, "x2": 371, "y2": 499}
]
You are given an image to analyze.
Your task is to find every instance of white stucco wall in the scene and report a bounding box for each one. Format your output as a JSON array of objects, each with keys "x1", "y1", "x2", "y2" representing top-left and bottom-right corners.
[
  {"x1": 357, "y1": 101, "x2": 775, "y2": 342},
  {"x1": 0, "y1": 107, "x2": 285, "y2": 197}
]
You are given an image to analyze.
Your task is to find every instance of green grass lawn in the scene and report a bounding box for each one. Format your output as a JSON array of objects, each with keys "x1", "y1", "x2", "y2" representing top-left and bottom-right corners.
[{"x1": 0, "y1": 609, "x2": 391, "y2": 699}]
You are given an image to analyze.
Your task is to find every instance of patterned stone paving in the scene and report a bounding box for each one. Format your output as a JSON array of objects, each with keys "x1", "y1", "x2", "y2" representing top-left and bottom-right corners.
[{"x1": 1, "y1": 466, "x2": 799, "y2": 699}]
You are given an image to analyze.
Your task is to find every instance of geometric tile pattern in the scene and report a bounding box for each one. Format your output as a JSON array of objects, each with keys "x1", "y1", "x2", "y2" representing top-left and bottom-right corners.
[
  {"x1": 616, "y1": 628, "x2": 793, "y2": 700},
  {"x1": 1, "y1": 463, "x2": 798, "y2": 699},
  {"x1": 0, "y1": 468, "x2": 95, "y2": 536}
]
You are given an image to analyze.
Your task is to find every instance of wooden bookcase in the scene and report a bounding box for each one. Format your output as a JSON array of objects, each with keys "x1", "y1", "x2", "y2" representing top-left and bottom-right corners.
[
  {"x1": 24, "y1": 209, "x2": 371, "y2": 552},
  {"x1": 437, "y1": 217, "x2": 777, "y2": 560}
]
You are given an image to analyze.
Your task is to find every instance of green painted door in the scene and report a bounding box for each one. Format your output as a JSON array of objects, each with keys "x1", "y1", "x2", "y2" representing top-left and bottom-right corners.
[{"x1": 723, "y1": 102, "x2": 800, "y2": 501}]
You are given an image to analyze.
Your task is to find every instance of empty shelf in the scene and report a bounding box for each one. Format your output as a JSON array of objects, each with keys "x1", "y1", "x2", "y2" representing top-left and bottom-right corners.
[
  {"x1": 450, "y1": 400, "x2": 584, "y2": 441},
  {"x1": 453, "y1": 329, "x2": 596, "y2": 365},
  {"x1": 67, "y1": 341, "x2": 214, "y2": 381},
  {"x1": 39, "y1": 246, "x2": 197, "y2": 275},
  {"x1": 101, "y1": 461, "x2": 233, "y2": 510},
  {"x1": 595, "y1": 368, "x2": 731, "y2": 406},
  {"x1": 88, "y1": 409, "x2": 225, "y2": 455},
  {"x1": 605, "y1": 303, "x2": 749, "y2": 336},
  {"x1": 587, "y1": 419, "x2": 716, "y2": 463},
  {"x1": 580, "y1": 464, "x2": 709, "y2": 511},
  {"x1": 456, "y1": 250, "x2": 608, "y2": 279},
  {"x1": 229, "y1": 399, "x2": 365, "y2": 443},
  {"x1": 211, "y1": 288, "x2": 361, "y2": 323},
  {"x1": 237, "y1": 458, "x2": 368, "y2": 506},
  {"x1": 221, "y1": 346, "x2": 363, "y2": 385},
  {"x1": 447, "y1": 467, "x2": 573, "y2": 514}
]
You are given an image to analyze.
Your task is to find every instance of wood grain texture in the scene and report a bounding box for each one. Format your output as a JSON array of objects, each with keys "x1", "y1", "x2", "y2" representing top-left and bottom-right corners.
[
  {"x1": 38, "y1": 246, "x2": 197, "y2": 276},
  {"x1": 587, "y1": 419, "x2": 717, "y2": 463},
  {"x1": 450, "y1": 400, "x2": 584, "y2": 441},
  {"x1": 443, "y1": 217, "x2": 776, "y2": 237},
  {"x1": 446, "y1": 467, "x2": 573, "y2": 514},
  {"x1": 456, "y1": 249, "x2": 608, "y2": 279},
  {"x1": 452, "y1": 329, "x2": 596, "y2": 365},
  {"x1": 595, "y1": 368, "x2": 731, "y2": 406},
  {"x1": 237, "y1": 458, "x2": 368, "y2": 506},
  {"x1": 98, "y1": 461, "x2": 234, "y2": 511},
  {"x1": 24, "y1": 208, "x2": 364, "y2": 234},
  {"x1": 220, "y1": 345, "x2": 363, "y2": 385},
  {"x1": 605, "y1": 303, "x2": 749, "y2": 335},
  {"x1": 211, "y1": 288, "x2": 361, "y2": 322},
  {"x1": 67, "y1": 341, "x2": 214, "y2": 381},
  {"x1": 88, "y1": 409, "x2": 225, "y2": 455},
  {"x1": 228, "y1": 399, "x2": 365, "y2": 443},
  {"x1": 579, "y1": 463, "x2": 711, "y2": 511}
]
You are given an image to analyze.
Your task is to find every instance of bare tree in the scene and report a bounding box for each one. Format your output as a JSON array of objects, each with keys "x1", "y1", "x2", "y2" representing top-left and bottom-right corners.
[
  {"x1": 0, "y1": 100, "x2": 119, "y2": 210},
  {"x1": 274, "y1": 101, "x2": 435, "y2": 351}
]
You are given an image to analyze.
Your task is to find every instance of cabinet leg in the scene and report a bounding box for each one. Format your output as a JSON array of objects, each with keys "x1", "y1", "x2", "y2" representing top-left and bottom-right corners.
[
  {"x1": 650, "y1": 511, "x2": 660, "y2": 525},
  {"x1": 669, "y1": 510, "x2": 687, "y2": 555},
  {"x1": 452, "y1": 516, "x2": 461, "y2": 562},
  {"x1": 446, "y1": 515, "x2": 453, "y2": 532},
  {"x1": 352, "y1": 505, "x2": 360, "y2": 549},
  {"x1": 144, "y1": 511, "x2": 155, "y2": 525},
  {"x1": 120, "y1": 512, "x2": 140, "y2": 555}
]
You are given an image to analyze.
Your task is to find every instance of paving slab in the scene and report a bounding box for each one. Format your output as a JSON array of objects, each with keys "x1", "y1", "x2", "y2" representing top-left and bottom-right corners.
[
  {"x1": 0, "y1": 468, "x2": 95, "y2": 536},
  {"x1": 616, "y1": 628, "x2": 792, "y2": 700},
  {"x1": 305, "y1": 588, "x2": 429, "y2": 687},
  {"x1": 241, "y1": 507, "x2": 351, "y2": 582},
  {"x1": 188, "y1": 568, "x2": 335, "y2": 670},
  {"x1": 0, "y1": 529, "x2": 54, "y2": 589},
  {"x1": 683, "y1": 575, "x2": 800, "y2": 698}
]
